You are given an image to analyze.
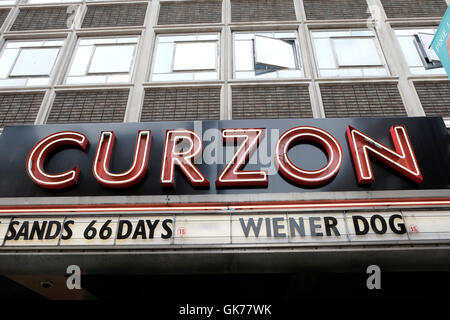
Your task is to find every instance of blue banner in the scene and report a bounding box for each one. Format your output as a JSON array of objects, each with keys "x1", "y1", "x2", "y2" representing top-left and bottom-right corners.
[{"x1": 431, "y1": 6, "x2": 450, "y2": 79}]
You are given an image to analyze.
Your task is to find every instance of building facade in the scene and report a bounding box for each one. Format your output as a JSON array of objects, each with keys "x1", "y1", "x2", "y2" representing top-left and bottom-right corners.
[{"x1": 0, "y1": 0, "x2": 449, "y2": 301}]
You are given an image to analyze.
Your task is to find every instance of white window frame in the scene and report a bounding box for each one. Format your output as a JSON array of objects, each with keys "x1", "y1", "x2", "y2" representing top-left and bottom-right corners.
[
  {"x1": 311, "y1": 29, "x2": 389, "y2": 78},
  {"x1": 0, "y1": 39, "x2": 63, "y2": 87},
  {"x1": 232, "y1": 31, "x2": 303, "y2": 79},
  {"x1": 151, "y1": 33, "x2": 220, "y2": 82},
  {"x1": 395, "y1": 27, "x2": 446, "y2": 76},
  {"x1": 64, "y1": 36, "x2": 139, "y2": 85}
]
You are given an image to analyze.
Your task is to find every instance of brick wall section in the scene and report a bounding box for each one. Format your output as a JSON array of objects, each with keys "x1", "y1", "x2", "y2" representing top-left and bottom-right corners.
[
  {"x1": 10, "y1": 7, "x2": 71, "y2": 31},
  {"x1": 82, "y1": 3, "x2": 148, "y2": 28},
  {"x1": 232, "y1": 85, "x2": 312, "y2": 119},
  {"x1": 47, "y1": 90, "x2": 129, "y2": 123},
  {"x1": 231, "y1": 0, "x2": 296, "y2": 22},
  {"x1": 303, "y1": 0, "x2": 370, "y2": 20},
  {"x1": 0, "y1": 92, "x2": 44, "y2": 128},
  {"x1": 141, "y1": 87, "x2": 221, "y2": 121},
  {"x1": 0, "y1": 9, "x2": 10, "y2": 29},
  {"x1": 414, "y1": 81, "x2": 450, "y2": 117},
  {"x1": 320, "y1": 83, "x2": 407, "y2": 117},
  {"x1": 158, "y1": 1, "x2": 222, "y2": 25},
  {"x1": 381, "y1": 0, "x2": 447, "y2": 18}
]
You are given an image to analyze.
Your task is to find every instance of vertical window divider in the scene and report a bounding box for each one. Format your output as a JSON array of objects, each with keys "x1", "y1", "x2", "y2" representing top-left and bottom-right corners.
[
  {"x1": 124, "y1": 0, "x2": 158, "y2": 123},
  {"x1": 367, "y1": 0, "x2": 425, "y2": 116},
  {"x1": 295, "y1": 0, "x2": 324, "y2": 118}
]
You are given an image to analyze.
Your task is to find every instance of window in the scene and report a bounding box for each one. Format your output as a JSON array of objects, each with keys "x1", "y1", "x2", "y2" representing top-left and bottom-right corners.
[
  {"x1": 27, "y1": 0, "x2": 78, "y2": 3},
  {"x1": 0, "y1": 0, "x2": 15, "y2": 5},
  {"x1": 395, "y1": 28, "x2": 446, "y2": 75},
  {"x1": 233, "y1": 31, "x2": 302, "y2": 79},
  {"x1": 151, "y1": 34, "x2": 219, "y2": 81},
  {"x1": 0, "y1": 39, "x2": 63, "y2": 86},
  {"x1": 66, "y1": 36, "x2": 138, "y2": 84},
  {"x1": 311, "y1": 30, "x2": 388, "y2": 77}
]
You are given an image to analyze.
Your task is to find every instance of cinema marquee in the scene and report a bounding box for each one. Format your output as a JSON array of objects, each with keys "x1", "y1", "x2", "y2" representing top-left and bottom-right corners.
[{"x1": 0, "y1": 116, "x2": 448, "y2": 248}]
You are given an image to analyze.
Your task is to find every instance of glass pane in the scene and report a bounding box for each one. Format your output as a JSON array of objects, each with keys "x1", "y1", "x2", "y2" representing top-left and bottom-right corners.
[
  {"x1": 194, "y1": 72, "x2": 217, "y2": 80},
  {"x1": 43, "y1": 40, "x2": 64, "y2": 47},
  {"x1": 159, "y1": 35, "x2": 196, "y2": 43},
  {"x1": 0, "y1": 49, "x2": 19, "y2": 78},
  {"x1": 410, "y1": 67, "x2": 446, "y2": 75},
  {"x1": 10, "y1": 48, "x2": 59, "y2": 76},
  {"x1": 116, "y1": 37, "x2": 139, "y2": 44},
  {"x1": 66, "y1": 75, "x2": 107, "y2": 84},
  {"x1": 397, "y1": 37, "x2": 423, "y2": 67},
  {"x1": 319, "y1": 69, "x2": 339, "y2": 77},
  {"x1": 196, "y1": 34, "x2": 219, "y2": 41},
  {"x1": 152, "y1": 73, "x2": 194, "y2": 81},
  {"x1": 68, "y1": 46, "x2": 93, "y2": 76},
  {"x1": 153, "y1": 42, "x2": 174, "y2": 73},
  {"x1": 28, "y1": 0, "x2": 76, "y2": 3},
  {"x1": 396, "y1": 29, "x2": 435, "y2": 36},
  {"x1": 27, "y1": 77, "x2": 50, "y2": 86},
  {"x1": 234, "y1": 40, "x2": 253, "y2": 71},
  {"x1": 277, "y1": 69, "x2": 302, "y2": 78},
  {"x1": 350, "y1": 30, "x2": 374, "y2": 37},
  {"x1": 173, "y1": 42, "x2": 216, "y2": 71},
  {"x1": 362, "y1": 68, "x2": 388, "y2": 76},
  {"x1": 274, "y1": 32, "x2": 296, "y2": 39},
  {"x1": 417, "y1": 33, "x2": 439, "y2": 61},
  {"x1": 312, "y1": 31, "x2": 351, "y2": 38},
  {"x1": 313, "y1": 39, "x2": 336, "y2": 69},
  {"x1": 6, "y1": 41, "x2": 44, "y2": 48},
  {"x1": 88, "y1": 45, "x2": 135, "y2": 73},
  {"x1": 235, "y1": 71, "x2": 256, "y2": 79},
  {"x1": 335, "y1": 68, "x2": 363, "y2": 77},
  {"x1": 254, "y1": 36, "x2": 296, "y2": 69},
  {"x1": 107, "y1": 74, "x2": 130, "y2": 83},
  {"x1": 235, "y1": 33, "x2": 253, "y2": 40},
  {"x1": 79, "y1": 38, "x2": 116, "y2": 46},
  {"x1": 255, "y1": 71, "x2": 277, "y2": 79},
  {"x1": 332, "y1": 38, "x2": 382, "y2": 66},
  {"x1": 0, "y1": 78, "x2": 27, "y2": 86}
]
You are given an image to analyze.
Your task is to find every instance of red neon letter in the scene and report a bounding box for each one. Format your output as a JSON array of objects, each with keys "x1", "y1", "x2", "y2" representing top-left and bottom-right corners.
[
  {"x1": 26, "y1": 131, "x2": 88, "y2": 189},
  {"x1": 216, "y1": 128, "x2": 268, "y2": 187},
  {"x1": 346, "y1": 125, "x2": 423, "y2": 184},
  {"x1": 160, "y1": 130, "x2": 209, "y2": 187},
  {"x1": 275, "y1": 126, "x2": 342, "y2": 187},
  {"x1": 93, "y1": 130, "x2": 152, "y2": 188}
]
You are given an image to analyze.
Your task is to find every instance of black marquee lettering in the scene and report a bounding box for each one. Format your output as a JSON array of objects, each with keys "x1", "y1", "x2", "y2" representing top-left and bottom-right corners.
[
  {"x1": 352, "y1": 216, "x2": 369, "y2": 235},
  {"x1": 117, "y1": 220, "x2": 132, "y2": 239},
  {"x1": 15, "y1": 221, "x2": 29, "y2": 240},
  {"x1": 145, "y1": 220, "x2": 159, "y2": 239},
  {"x1": 45, "y1": 221, "x2": 61, "y2": 240},
  {"x1": 370, "y1": 215, "x2": 387, "y2": 235},
  {"x1": 289, "y1": 218, "x2": 305, "y2": 237},
  {"x1": 309, "y1": 217, "x2": 323, "y2": 237},
  {"x1": 389, "y1": 214, "x2": 407, "y2": 234},
  {"x1": 30, "y1": 221, "x2": 47, "y2": 240},
  {"x1": 324, "y1": 217, "x2": 340, "y2": 236},
  {"x1": 132, "y1": 220, "x2": 146, "y2": 239},
  {"x1": 62, "y1": 220, "x2": 74, "y2": 240},
  {"x1": 161, "y1": 219, "x2": 173, "y2": 239},
  {"x1": 5, "y1": 221, "x2": 19, "y2": 240}
]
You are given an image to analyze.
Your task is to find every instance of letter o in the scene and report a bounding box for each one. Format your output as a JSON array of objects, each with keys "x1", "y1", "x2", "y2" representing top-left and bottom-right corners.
[{"x1": 275, "y1": 126, "x2": 343, "y2": 187}]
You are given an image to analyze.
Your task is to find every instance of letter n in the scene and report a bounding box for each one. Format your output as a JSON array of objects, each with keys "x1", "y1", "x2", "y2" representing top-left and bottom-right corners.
[{"x1": 346, "y1": 126, "x2": 422, "y2": 184}]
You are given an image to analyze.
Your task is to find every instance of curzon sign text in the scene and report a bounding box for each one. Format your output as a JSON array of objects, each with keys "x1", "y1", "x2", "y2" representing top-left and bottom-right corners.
[{"x1": 0, "y1": 117, "x2": 448, "y2": 197}]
